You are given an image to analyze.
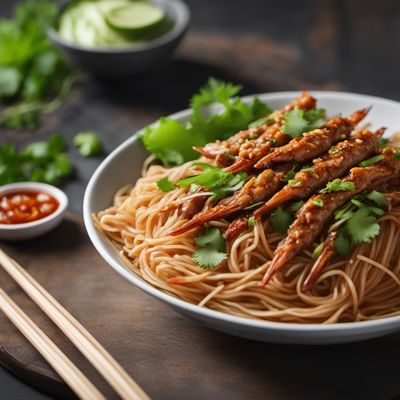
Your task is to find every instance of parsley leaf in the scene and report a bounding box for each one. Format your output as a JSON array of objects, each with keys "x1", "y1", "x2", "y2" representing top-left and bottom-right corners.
[
  {"x1": 270, "y1": 207, "x2": 293, "y2": 234},
  {"x1": 73, "y1": 131, "x2": 103, "y2": 157},
  {"x1": 320, "y1": 179, "x2": 355, "y2": 194},
  {"x1": 156, "y1": 177, "x2": 176, "y2": 192},
  {"x1": 282, "y1": 107, "x2": 325, "y2": 138},
  {"x1": 141, "y1": 78, "x2": 270, "y2": 166},
  {"x1": 359, "y1": 154, "x2": 384, "y2": 167},
  {"x1": 176, "y1": 163, "x2": 247, "y2": 200},
  {"x1": 347, "y1": 207, "x2": 380, "y2": 244},
  {"x1": 193, "y1": 227, "x2": 227, "y2": 269}
]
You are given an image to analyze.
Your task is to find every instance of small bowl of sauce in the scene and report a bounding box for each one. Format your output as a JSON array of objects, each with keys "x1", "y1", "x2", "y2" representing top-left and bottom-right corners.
[{"x1": 0, "y1": 183, "x2": 68, "y2": 241}]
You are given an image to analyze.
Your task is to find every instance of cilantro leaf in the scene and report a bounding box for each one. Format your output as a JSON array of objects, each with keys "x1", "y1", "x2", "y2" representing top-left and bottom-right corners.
[
  {"x1": 74, "y1": 131, "x2": 103, "y2": 157},
  {"x1": 156, "y1": 177, "x2": 176, "y2": 192},
  {"x1": 366, "y1": 190, "x2": 389, "y2": 208},
  {"x1": 0, "y1": 66, "x2": 22, "y2": 97},
  {"x1": 195, "y1": 227, "x2": 225, "y2": 248},
  {"x1": 249, "y1": 116, "x2": 274, "y2": 128},
  {"x1": 270, "y1": 207, "x2": 293, "y2": 234},
  {"x1": 193, "y1": 247, "x2": 227, "y2": 269},
  {"x1": 282, "y1": 107, "x2": 325, "y2": 138},
  {"x1": 335, "y1": 229, "x2": 351, "y2": 257},
  {"x1": 193, "y1": 227, "x2": 227, "y2": 269},
  {"x1": 320, "y1": 179, "x2": 355, "y2": 194},
  {"x1": 347, "y1": 207, "x2": 380, "y2": 244},
  {"x1": 142, "y1": 118, "x2": 203, "y2": 166},
  {"x1": 282, "y1": 109, "x2": 308, "y2": 138},
  {"x1": 289, "y1": 200, "x2": 304, "y2": 212},
  {"x1": 191, "y1": 77, "x2": 241, "y2": 109}
]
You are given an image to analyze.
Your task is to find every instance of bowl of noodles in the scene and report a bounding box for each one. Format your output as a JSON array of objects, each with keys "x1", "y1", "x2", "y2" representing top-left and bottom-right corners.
[{"x1": 84, "y1": 90, "x2": 400, "y2": 344}]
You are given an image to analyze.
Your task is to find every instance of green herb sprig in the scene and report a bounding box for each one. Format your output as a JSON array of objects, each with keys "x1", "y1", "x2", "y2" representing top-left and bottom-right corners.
[
  {"x1": 193, "y1": 227, "x2": 227, "y2": 269},
  {"x1": 0, "y1": 0, "x2": 77, "y2": 129},
  {"x1": 282, "y1": 107, "x2": 326, "y2": 138},
  {"x1": 140, "y1": 78, "x2": 271, "y2": 166}
]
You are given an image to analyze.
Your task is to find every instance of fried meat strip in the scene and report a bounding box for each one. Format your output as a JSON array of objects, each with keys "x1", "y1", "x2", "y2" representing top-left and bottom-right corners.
[
  {"x1": 254, "y1": 128, "x2": 384, "y2": 219},
  {"x1": 302, "y1": 190, "x2": 400, "y2": 291},
  {"x1": 170, "y1": 165, "x2": 291, "y2": 236},
  {"x1": 254, "y1": 108, "x2": 370, "y2": 169},
  {"x1": 193, "y1": 92, "x2": 316, "y2": 164},
  {"x1": 261, "y1": 152, "x2": 400, "y2": 286}
]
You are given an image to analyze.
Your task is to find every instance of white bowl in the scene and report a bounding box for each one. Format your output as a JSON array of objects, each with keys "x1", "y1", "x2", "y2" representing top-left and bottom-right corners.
[
  {"x1": 84, "y1": 91, "x2": 400, "y2": 344},
  {"x1": 0, "y1": 182, "x2": 68, "y2": 241}
]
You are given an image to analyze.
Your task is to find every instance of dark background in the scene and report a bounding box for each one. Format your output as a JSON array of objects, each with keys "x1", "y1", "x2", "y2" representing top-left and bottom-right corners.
[{"x1": 1, "y1": 0, "x2": 400, "y2": 398}]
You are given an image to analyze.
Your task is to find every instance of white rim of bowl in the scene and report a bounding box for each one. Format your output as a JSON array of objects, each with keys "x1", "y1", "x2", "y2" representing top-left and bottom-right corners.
[
  {"x1": 47, "y1": 0, "x2": 190, "y2": 54},
  {"x1": 0, "y1": 182, "x2": 68, "y2": 230},
  {"x1": 84, "y1": 90, "x2": 400, "y2": 333}
]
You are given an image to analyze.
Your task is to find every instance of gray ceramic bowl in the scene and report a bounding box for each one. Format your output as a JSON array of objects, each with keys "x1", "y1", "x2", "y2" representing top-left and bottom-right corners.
[{"x1": 47, "y1": 0, "x2": 190, "y2": 78}]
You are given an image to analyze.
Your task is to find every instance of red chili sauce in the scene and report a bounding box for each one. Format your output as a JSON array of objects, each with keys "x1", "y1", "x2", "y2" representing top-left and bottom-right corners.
[{"x1": 0, "y1": 191, "x2": 59, "y2": 225}]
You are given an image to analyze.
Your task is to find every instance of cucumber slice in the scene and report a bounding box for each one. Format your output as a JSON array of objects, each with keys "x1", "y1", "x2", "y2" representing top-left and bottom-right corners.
[{"x1": 104, "y1": 3, "x2": 167, "y2": 39}]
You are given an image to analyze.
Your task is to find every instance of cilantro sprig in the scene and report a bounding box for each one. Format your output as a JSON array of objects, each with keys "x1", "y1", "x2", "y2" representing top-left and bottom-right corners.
[
  {"x1": 333, "y1": 191, "x2": 388, "y2": 255},
  {"x1": 282, "y1": 107, "x2": 326, "y2": 138},
  {"x1": 176, "y1": 163, "x2": 247, "y2": 200},
  {"x1": 0, "y1": 0, "x2": 76, "y2": 129},
  {"x1": 140, "y1": 78, "x2": 271, "y2": 166},
  {"x1": 156, "y1": 177, "x2": 176, "y2": 192},
  {"x1": 0, "y1": 134, "x2": 73, "y2": 185},
  {"x1": 73, "y1": 131, "x2": 103, "y2": 157},
  {"x1": 320, "y1": 179, "x2": 355, "y2": 194},
  {"x1": 192, "y1": 227, "x2": 227, "y2": 269},
  {"x1": 270, "y1": 207, "x2": 293, "y2": 234}
]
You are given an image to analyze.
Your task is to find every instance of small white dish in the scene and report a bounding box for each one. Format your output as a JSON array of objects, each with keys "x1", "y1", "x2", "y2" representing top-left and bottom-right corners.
[
  {"x1": 84, "y1": 91, "x2": 400, "y2": 344},
  {"x1": 0, "y1": 182, "x2": 68, "y2": 241}
]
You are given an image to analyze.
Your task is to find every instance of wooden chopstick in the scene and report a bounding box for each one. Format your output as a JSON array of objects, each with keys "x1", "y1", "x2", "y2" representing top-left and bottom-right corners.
[
  {"x1": 0, "y1": 287, "x2": 105, "y2": 400},
  {"x1": 0, "y1": 249, "x2": 150, "y2": 400}
]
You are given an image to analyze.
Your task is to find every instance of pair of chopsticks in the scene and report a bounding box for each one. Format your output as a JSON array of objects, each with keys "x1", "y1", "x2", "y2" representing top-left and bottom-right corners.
[{"x1": 0, "y1": 249, "x2": 150, "y2": 400}]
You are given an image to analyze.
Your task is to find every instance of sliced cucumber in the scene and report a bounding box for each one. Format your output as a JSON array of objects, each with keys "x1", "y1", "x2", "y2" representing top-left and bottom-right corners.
[{"x1": 104, "y1": 3, "x2": 167, "y2": 39}]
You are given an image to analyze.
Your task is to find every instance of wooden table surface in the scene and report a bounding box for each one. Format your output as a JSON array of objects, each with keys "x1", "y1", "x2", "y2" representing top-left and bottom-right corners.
[{"x1": 1, "y1": 0, "x2": 400, "y2": 398}]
